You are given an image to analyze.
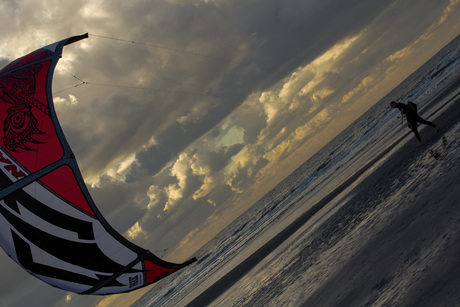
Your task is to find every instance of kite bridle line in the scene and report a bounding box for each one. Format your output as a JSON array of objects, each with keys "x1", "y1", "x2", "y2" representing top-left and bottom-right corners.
[{"x1": 54, "y1": 70, "x2": 254, "y2": 103}]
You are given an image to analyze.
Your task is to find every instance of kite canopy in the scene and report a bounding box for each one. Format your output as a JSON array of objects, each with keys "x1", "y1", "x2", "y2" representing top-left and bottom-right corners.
[{"x1": 0, "y1": 34, "x2": 196, "y2": 295}]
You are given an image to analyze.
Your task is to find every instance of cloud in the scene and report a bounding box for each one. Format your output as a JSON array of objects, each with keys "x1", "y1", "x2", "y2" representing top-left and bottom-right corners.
[{"x1": 126, "y1": 222, "x2": 146, "y2": 240}]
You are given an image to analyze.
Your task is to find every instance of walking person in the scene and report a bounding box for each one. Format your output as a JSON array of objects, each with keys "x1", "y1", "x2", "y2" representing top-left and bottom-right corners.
[{"x1": 390, "y1": 101, "x2": 440, "y2": 146}]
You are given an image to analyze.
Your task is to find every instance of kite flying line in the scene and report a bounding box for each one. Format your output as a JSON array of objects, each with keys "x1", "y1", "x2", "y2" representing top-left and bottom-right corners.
[
  {"x1": 55, "y1": 33, "x2": 347, "y2": 98},
  {"x1": 90, "y1": 33, "x2": 241, "y2": 65},
  {"x1": 89, "y1": 34, "x2": 349, "y2": 91}
]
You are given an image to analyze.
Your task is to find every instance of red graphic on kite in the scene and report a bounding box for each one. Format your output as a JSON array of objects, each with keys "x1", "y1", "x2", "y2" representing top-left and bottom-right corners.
[{"x1": 0, "y1": 65, "x2": 47, "y2": 151}]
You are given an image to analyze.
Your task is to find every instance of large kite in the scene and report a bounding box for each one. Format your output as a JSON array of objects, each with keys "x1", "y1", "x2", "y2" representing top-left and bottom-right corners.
[{"x1": 0, "y1": 34, "x2": 196, "y2": 295}]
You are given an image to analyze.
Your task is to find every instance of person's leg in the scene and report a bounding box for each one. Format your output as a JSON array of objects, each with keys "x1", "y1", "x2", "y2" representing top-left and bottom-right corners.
[
  {"x1": 416, "y1": 116, "x2": 440, "y2": 132},
  {"x1": 408, "y1": 118, "x2": 422, "y2": 144}
]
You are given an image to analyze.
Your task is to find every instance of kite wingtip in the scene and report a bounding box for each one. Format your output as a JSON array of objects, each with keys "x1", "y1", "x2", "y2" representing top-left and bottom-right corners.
[
  {"x1": 64, "y1": 33, "x2": 89, "y2": 46},
  {"x1": 185, "y1": 257, "x2": 198, "y2": 265}
]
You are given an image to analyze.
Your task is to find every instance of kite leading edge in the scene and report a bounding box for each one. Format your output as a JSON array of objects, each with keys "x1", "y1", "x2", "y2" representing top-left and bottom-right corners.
[{"x1": 0, "y1": 34, "x2": 196, "y2": 295}]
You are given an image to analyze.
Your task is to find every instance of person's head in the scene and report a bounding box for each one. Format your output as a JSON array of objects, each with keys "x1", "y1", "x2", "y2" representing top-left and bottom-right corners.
[{"x1": 390, "y1": 101, "x2": 397, "y2": 108}]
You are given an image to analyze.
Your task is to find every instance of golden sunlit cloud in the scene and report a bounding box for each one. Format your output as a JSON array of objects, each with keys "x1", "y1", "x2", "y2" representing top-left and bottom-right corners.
[
  {"x1": 147, "y1": 185, "x2": 161, "y2": 209},
  {"x1": 193, "y1": 175, "x2": 215, "y2": 200},
  {"x1": 259, "y1": 90, "x2": 287, "y2": 124},
  {"x1": 294, "y1": 108, "x2": 331, "y2": 141},
  {"x1": 164, "y1": 183, "x2": 183, "y2": 211},
  {"x1": 126, "y1": 222, "x2": 146, "y2": 240},
  {"x1": 386, "y1": 47, "x2": 412, "y2": 63},
  {"x1": 341, "y1": 75, "x2": 375, "y2": 104},
  {"x1": 310, "y1": 87, "x2": 335, "y2": 102},
  {"x1": 143, "y1": 135, "x2": 158, "y2": 149},
  {"x1": 146, "y1": 150, "x2": 218, "y2": 213},
  {"x1": 176, "y1": 100, "x2": 213, "y2": 125},
  {"x1": 87, "y1": 153, "x2": 138, "y2": 187},
  {"x1": 54, "y1": 94, "x2": 78, "y2": 106},
  {"x1": 232, "y1": 35, "x2": 363, "y2": 171},
  {"x1": 439, "y1": 0, "x2": 459, "y2": 24},
  {"x1": 256, "y1": 33, "x2": 362, "y2": 127}
]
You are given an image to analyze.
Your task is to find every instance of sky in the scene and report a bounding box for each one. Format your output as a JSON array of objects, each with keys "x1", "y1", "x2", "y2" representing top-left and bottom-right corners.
[{"x1": 0, "y1": 0, "x2": 459, "y2": 306}]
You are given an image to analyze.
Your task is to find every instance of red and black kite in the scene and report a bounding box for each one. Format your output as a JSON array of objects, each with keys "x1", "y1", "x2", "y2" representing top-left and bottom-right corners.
[{"x1": 0, "y1": 34, "x2": 196, "y2": 295}]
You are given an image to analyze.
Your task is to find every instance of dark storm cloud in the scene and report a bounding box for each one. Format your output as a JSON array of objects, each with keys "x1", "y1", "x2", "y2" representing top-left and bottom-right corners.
[{"x1": 128, "y1": 0, "x2": 399, "y2": 178}]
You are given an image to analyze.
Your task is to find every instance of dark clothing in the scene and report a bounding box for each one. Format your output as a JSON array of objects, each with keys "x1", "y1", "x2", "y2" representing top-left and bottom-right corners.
[
  {"x1": 394, "y1": 102, "x2": 437, "y2": 142},
  {"x1": 393, "y1": 102, "x2": 415, "y2": 117}
]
